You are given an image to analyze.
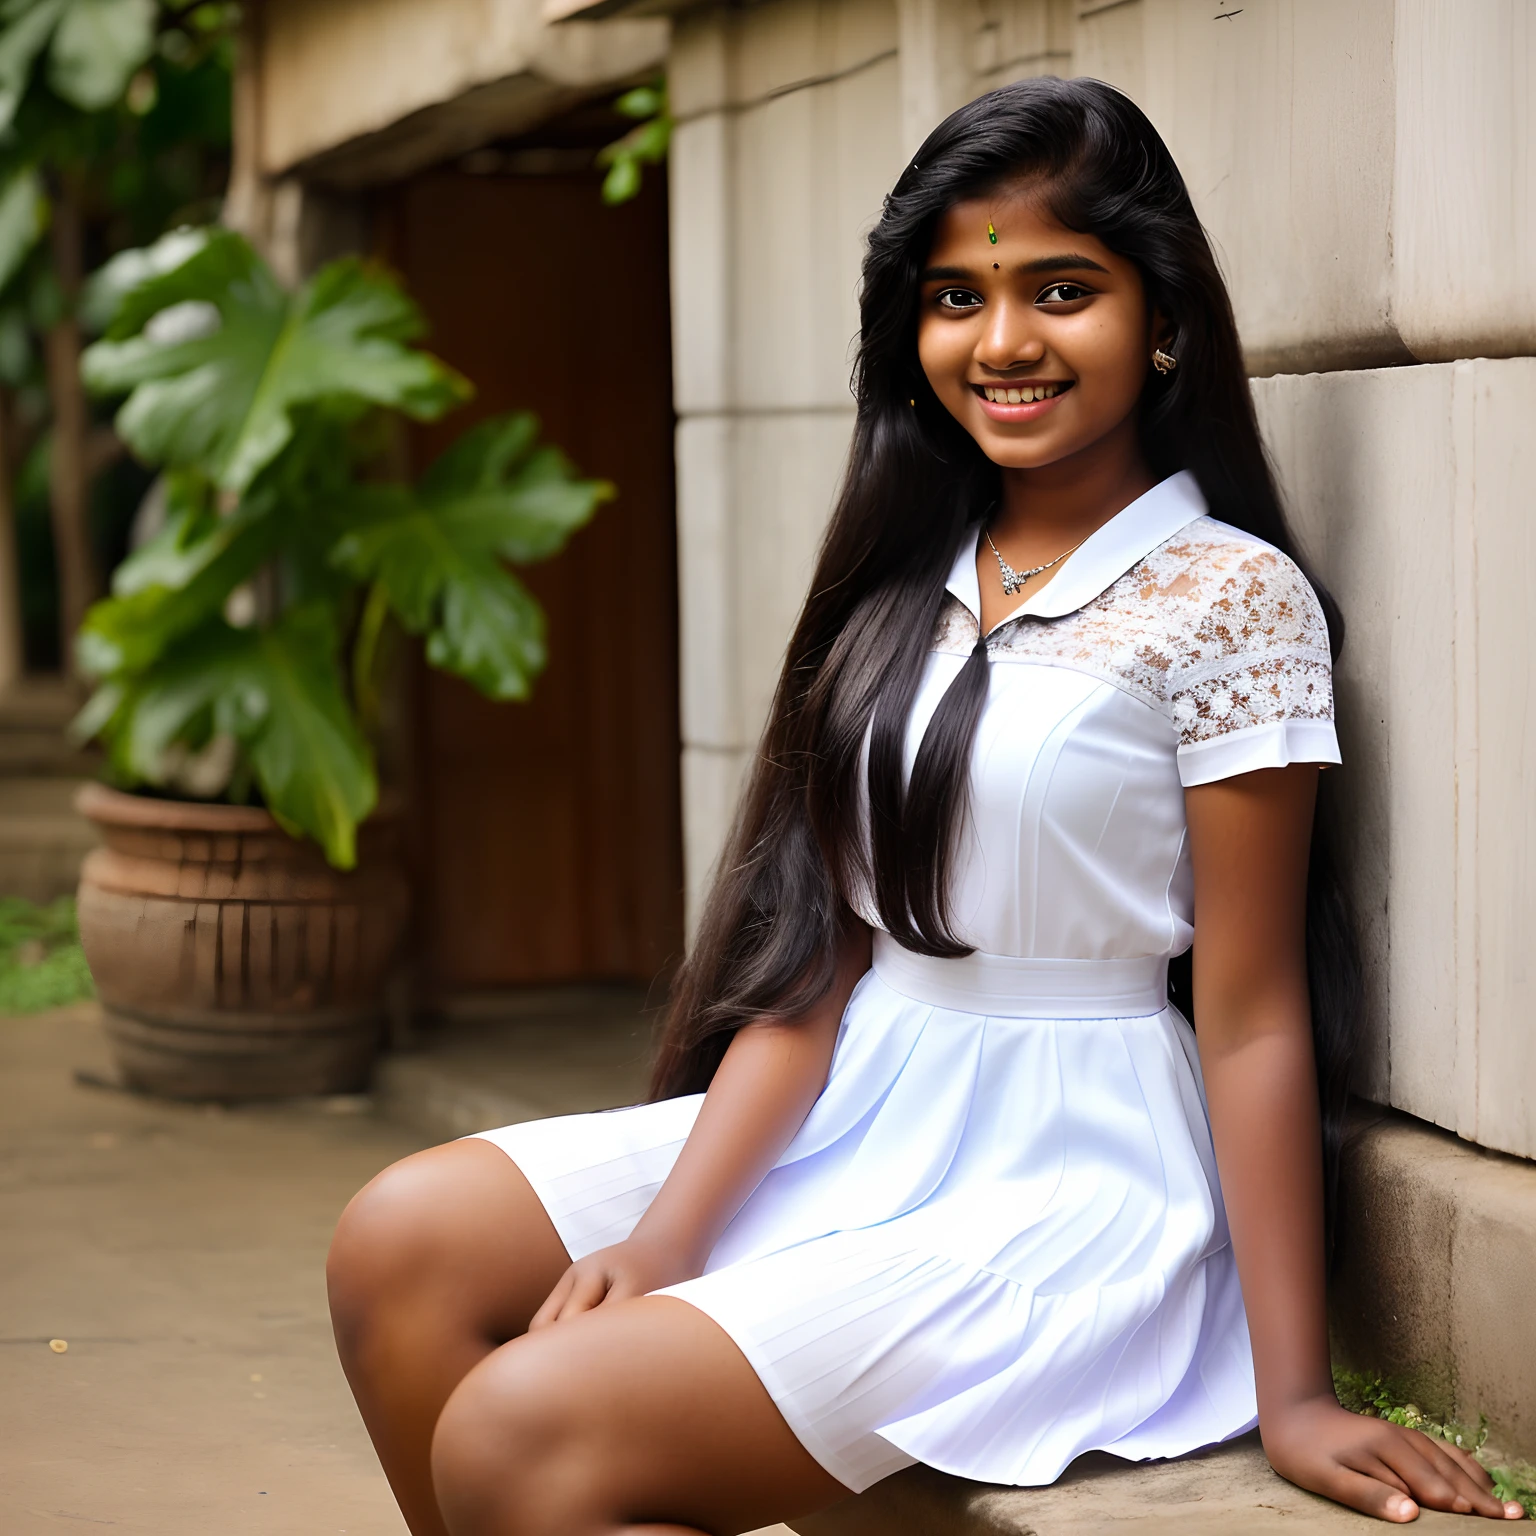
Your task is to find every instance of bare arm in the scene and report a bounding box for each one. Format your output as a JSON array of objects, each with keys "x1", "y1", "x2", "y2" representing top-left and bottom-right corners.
[
  {"x1": 1186, "y1": 766, "x2": 1519, "y2": 1523},
  {"x1": 531, "y1": 923, "x2": 871, "y2": 1326}
]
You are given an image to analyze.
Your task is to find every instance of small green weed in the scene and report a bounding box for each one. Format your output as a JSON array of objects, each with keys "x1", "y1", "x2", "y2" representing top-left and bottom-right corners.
[
  {"x1": 1335, "y1": 1368, "x2": 1536, "y2": 1518},
  {"x1": 0, "y1": 896, "x2": 94, "y2": 1013}
]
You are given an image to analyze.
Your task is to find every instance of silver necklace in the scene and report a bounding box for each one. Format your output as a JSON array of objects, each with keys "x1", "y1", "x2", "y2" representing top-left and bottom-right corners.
[{"x1": 984, "y1": 529, "x2": 1085, "y2": 597}]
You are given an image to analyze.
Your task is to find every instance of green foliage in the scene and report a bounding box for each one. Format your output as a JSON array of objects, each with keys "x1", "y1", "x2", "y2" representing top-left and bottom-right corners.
[
  {"x1": 0, "y1": 0, "x2": 157, "y2": 131},
  {"x1": 90, "y1": 605, "x2": 376, "y2": 867},
  {"x1": 77, "y1": 229, "x2": 609, "y2": 868},
  {"x1": 0, "y1": 164, "x2": 46, "y2": 291},
  {"x1": 333, "y1": 415, "x2": 611, "y2": 701},
  {"x1": 0, "y1": 896, "x2": 94, "y2": 1013},
  {"x1": 1334, "y1": 1368, "x2": 1536, "y2": 1518},
  {"x1": 597, "y1": 77, "x2": 671, "y2": 206},
  {"x1": 83, "y1": 226, "x2": 472, "y2": 493}
]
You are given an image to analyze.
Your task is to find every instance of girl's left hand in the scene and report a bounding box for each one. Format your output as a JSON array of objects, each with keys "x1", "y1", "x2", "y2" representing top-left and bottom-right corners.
[
  {"x1": 527, "y1": 1234, "x2": 702, "y2": 1330},
  {"x1": 1262, "y1": 1394, "x2": 1525, "y2": 1522}
]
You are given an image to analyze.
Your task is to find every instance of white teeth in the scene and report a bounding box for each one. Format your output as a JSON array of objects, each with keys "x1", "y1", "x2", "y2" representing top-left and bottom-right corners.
[{"x1": 982, "y1": 382, "x2": 1067, "y2": 403}]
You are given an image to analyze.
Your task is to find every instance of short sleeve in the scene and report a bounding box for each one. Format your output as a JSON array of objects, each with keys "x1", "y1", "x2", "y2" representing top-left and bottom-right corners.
[{"x1": 1169, "y1": 547, "x2": 1342, "y2": 787}]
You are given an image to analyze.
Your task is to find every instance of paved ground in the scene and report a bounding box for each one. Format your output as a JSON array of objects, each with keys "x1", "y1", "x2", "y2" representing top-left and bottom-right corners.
[
  {"x1": 1, "y1": 1002, "x2": 1488, "y2": 1535},
  {"x1": 2, "y1": 1004, "x2": 423, "y2": 1536}
]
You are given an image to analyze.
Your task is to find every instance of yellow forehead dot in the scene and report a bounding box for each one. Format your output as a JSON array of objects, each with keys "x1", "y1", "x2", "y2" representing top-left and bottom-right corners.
[{"x1": 987, "y1": 221, "x2": 998, "y2": 244}]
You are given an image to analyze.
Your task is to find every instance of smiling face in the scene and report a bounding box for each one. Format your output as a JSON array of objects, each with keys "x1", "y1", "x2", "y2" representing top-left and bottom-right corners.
[{"x1": 916, "y1": 184, "x2": 1158, "y2": 473}]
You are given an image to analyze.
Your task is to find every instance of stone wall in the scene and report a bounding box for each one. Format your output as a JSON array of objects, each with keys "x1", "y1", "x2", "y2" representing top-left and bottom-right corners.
[
  {"x1": 665, "y1": 0, "x2": 1536, "y2": 1166},
  {"x1": 668, "y1": 0, "x2": 908, "y2": 924},
  {"x1": 1256, "y1": 362, "x2": 1536, "y2": 1163}
]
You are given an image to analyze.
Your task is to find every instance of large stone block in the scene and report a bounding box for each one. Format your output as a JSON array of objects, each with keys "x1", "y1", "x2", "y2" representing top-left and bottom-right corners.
[
  {"x1": 670, "y1": 3, "x2": 903, "y2": 413},
  {"x1": 972, "y1": 0, "x2": 1074, "y2": 94},
  {"x1": 897, "y1": 0, "x2": 1072, "y2": 152},
  {"x1": 732, "y1": 54, "x2": 903, "y2": 410},
  {"x1": 674, "y1": 408, "x2": 854, "y2": 918},
  {"x1": 1076, "y1": 0, "x2": 1536, "y2": 373},
  {"x1": 681, "y1": 744, "x2": 752, "y2": 938},
  {"x1": 675, "y1": 416, "x2": 740, "y2": 751},
  {"x1": 669, "y1": 110, "x2": 734, "y2": 415},
  {"x1": 1332, "y1": 1109, "x2": 1536, "y2": 1459},
  {"x1": 1391, "y1": 0, "x2": 1536, "y2": 364},
  {"x1": 729, "y1": 410, "x2": 858, "y2": 746},
  {"x1": 731, "y1": 0, "x2": 898, "y2": 106},
  {"x1": 1253, "y1": 359, "x2": 1536, "y2": 1160}
]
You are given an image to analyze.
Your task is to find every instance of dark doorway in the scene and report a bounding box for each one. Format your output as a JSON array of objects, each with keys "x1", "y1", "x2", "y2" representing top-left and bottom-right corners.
[{"x1": 380, "y1": 166, "x2": 682, "y2": 997}]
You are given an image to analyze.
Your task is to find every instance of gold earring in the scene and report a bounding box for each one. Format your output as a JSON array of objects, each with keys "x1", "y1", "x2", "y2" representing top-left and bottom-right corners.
[{"x1": 1152, "y1": 347, "x2": 1178, "y2": 375}]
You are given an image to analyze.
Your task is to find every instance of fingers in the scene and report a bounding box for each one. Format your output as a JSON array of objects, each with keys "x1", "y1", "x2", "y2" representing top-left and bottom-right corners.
[
  {"x1": 559, "y1": 1264, "x2": 614, "y2": 1320},
  {"x1": 528, "y1": 1265, "x2": 577, "y2": 1331},
  {"x1": 1374, "y1": 1432, "x2": 1514, "y2": 1520},
  {"x1": 1420, "y1": 1441, "x2": 1510, "y2": 1518},
  {"x1": 530, "y1": 1260, "x2": 618, "y2": 1330},
  {"x1": 1324, "y1": 1463, "x2": 1420, "y2": 1523}
]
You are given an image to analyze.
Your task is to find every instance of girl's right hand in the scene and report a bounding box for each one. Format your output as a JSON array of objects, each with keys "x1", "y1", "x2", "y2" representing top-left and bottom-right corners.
[{"x1": 528, "y1": 1234, "x2": 703, "y2": 1330}]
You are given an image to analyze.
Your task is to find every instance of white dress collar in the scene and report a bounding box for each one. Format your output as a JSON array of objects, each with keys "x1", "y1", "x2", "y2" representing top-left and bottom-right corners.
[{"x1": 944, "y1": 470, "x2": 1208, "y2": 631}]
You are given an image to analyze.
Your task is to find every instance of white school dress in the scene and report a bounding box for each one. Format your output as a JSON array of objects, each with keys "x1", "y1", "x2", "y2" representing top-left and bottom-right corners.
[{"x1": 473, "y1": 470, "x2": 1341, "y2": 1493}]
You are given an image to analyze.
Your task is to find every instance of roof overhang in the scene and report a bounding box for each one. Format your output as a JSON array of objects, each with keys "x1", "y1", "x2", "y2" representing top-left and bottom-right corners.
[
  {"x1": 251, "y1": 0, "x2": 669, "y2": 189},
  {"x1": 542, "y1": 0, "x2": 715, "y2": 20}
]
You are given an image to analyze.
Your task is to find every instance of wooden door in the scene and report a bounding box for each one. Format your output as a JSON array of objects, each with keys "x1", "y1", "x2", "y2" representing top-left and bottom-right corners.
[{"x1": 381, "y1": 168, "x2": 682, "y2": 994}]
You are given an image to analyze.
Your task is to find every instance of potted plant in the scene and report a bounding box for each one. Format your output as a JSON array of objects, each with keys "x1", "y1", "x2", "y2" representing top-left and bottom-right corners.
[{"x1": 69, "y1": 225, "x2": 611, "y2": 1099}]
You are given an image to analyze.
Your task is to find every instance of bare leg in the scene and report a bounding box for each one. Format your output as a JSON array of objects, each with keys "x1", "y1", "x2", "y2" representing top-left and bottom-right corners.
[
  {"x1": 431, "y1": 1296, "x2": 850, "y2": 1536},
  {"x1": 327, "y1": 1139, "x2": 572, "y2": 1536}
]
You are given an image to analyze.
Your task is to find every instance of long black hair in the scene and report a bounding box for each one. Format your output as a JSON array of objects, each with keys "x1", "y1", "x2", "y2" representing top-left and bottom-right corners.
[{"x1": 653, "y1": 76, "x2": 1360, "y2": 1239}]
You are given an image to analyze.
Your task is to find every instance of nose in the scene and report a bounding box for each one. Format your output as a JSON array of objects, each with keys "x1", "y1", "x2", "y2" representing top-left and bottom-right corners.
[{"x1": 974, "y1": 297, "x2": 1045, "y2": 374}]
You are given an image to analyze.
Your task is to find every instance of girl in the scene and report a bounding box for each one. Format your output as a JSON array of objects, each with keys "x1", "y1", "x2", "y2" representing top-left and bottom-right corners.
[{"x1": 327, "y1": 78, "x2": 1524, "y2": 1533}]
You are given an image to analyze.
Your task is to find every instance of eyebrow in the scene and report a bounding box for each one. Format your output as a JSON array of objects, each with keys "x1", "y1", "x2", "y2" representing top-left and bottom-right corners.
[{"x1": 920, "y1": 252, "x2": 1111, "y2": 281}]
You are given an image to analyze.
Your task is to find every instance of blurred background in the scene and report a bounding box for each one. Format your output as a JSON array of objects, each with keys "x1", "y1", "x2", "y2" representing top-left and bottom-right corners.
[{"x1": 1, "y1": 1, "x2": 1534, "y2": 1532}]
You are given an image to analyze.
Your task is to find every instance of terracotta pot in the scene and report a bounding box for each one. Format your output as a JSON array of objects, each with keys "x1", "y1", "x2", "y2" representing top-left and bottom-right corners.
[{"x1": 75, "y1": 784, "x2": 410, "y2": 1101}]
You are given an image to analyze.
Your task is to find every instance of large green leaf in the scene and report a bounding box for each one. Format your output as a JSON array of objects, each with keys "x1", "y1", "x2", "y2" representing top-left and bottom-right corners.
[
  {"x1": 0, "y1": 0, "x2": 155, "y2": 130},
  {"x1": 47, "y1": 0, "x2": 154, "y2": 110},
  {"x1": 332, "y1": 413, "x2": 613, "y2": 701},
  {"x1": 0, "y1": 164, "x2": 46, "y2": 294},
  {"x1": 104, "y1": 607, "x2": 377, "y2": 868},
  {"x1": 75, "y1": 480, "x2": 277, "y2": 675},
  {"x1": 82, "y1": 226, "x2": 472, "y2": 493},
  {"x1": 79, "y1": 224, "x2": 209, "y2": 333},
  {"x1": 0, "y1": 0, "x2": 63, "y2": 131}
]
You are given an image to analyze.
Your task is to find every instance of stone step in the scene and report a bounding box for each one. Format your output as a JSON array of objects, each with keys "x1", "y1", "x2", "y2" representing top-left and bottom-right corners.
[
  {"x1": 0, "y1": 776, "x2": 99, "y2": 901},
  {"x1": 0, "y1": 677, "x2": 100, "y2": 777},
  {"x1": 784, "y1": 1438, "x2": 1481, "y2": 1533},
  {"x1": 371, "y1": 986, "x2": 656, "y2": 1142}
]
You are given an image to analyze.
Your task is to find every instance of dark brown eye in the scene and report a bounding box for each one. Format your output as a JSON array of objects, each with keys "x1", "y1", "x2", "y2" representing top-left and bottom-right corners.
[
  {"x1": 1036, "y1": 282, "x2": 1092, "y2": 305},
  {"x1": 937, "y1": 288, "x2": 983, "y2": 311}
]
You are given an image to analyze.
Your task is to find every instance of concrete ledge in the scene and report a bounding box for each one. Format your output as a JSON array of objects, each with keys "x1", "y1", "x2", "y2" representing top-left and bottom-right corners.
[
  {"x1": 372, "y1": 988, "x2": 654, "y2": 1143},
  {"x1": 1333, "y1": 1108, "x2": 1536, "y2": 1460},
  {"x1": 788, "y1": 1433, "x2": 1474, "y2": 1533}
]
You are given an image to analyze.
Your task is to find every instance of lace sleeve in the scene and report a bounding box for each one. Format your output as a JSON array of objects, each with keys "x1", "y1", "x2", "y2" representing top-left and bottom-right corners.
[{"x1": 1169, "y1": 546, "x2": 1341, "y2": 786}]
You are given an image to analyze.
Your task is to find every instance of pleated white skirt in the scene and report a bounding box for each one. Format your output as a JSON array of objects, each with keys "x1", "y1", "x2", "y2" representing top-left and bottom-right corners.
[{"x1": 472, "y1": 956, "x2": 1258, "y2": 1493}]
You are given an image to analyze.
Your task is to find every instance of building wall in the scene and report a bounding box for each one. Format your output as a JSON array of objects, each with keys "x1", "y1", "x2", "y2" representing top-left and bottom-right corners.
[
  {"x1": 666, "y1": 0, "x2": 1536, "y2": 1158},
  {"x1": 668, "y1": 0, "x2": 908, "y2": 923}
]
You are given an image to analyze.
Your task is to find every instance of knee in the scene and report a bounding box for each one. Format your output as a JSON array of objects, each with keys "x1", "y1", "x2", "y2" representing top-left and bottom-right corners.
[
  {"x1": 326, "y1": 1149, "x2": 462, "y2": 1342},
  {"x1": 431, "y1": 1354, "x2": 592, "y2": 1536}
]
